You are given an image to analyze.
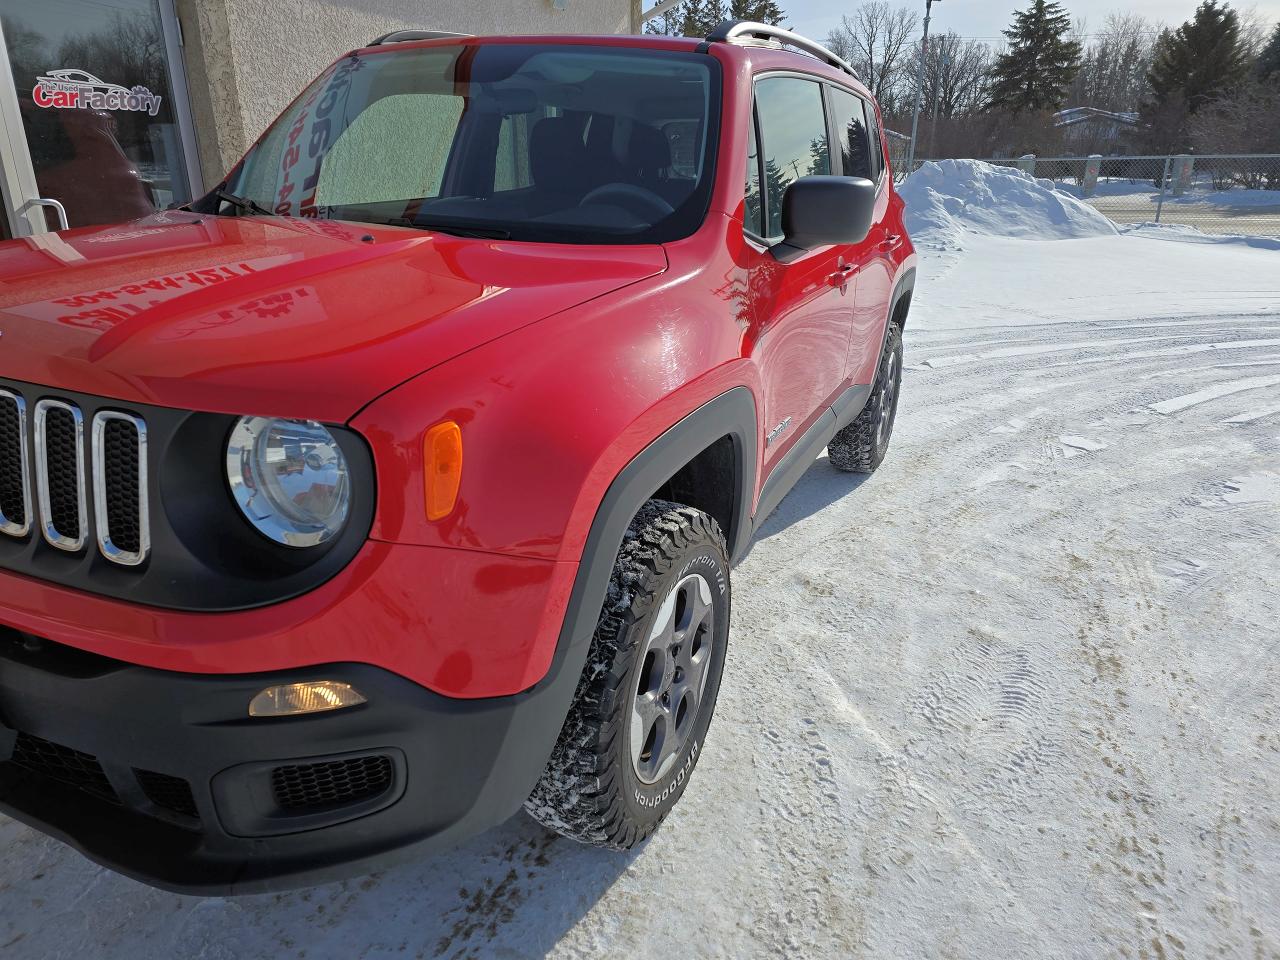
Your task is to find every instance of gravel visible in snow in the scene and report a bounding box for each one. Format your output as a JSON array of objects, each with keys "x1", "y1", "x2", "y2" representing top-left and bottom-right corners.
[{"x1": 3, "y1": 163, "x2": 1279, "y2": 959}]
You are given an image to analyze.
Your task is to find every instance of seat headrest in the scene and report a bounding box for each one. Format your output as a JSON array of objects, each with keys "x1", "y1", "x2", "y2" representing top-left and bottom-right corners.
[
  {"x1": 619, "y1": 122, "x2": 672, "y2": 177},
  {"x1": 530, "y1": 117, "x2": 587, "y2": 193}
]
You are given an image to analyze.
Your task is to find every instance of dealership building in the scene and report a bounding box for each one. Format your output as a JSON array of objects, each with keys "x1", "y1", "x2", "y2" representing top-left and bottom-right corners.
[{"x1": 0, "y1": 0, "x2": 642, "y2": 237}]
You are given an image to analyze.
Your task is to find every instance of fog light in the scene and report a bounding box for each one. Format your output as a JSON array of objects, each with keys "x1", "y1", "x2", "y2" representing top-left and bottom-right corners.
[{"x1": 248, "y1": 681, "x2": 367, "y2": 718}]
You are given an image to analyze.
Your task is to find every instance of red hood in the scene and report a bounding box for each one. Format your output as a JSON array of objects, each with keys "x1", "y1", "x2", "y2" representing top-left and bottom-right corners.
[{"x1": 0, "y1": 213, "x2": 666, "y2": 422}]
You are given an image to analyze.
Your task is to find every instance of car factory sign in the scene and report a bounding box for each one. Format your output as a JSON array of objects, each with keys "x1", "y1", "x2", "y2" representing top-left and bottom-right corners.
[{"x1": 33, "y1": 69, "x2": 163, "y2": 116}]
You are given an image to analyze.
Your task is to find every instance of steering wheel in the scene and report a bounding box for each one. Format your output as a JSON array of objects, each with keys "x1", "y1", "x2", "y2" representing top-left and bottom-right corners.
[{"x1": 579, "y1": 183, "x2": 675, "y2": 222}]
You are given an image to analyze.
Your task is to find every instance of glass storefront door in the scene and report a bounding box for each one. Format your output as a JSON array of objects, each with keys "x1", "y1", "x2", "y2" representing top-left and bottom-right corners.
[{"x1": 0, "y1": 0, "x2": 200, "y2": 235}]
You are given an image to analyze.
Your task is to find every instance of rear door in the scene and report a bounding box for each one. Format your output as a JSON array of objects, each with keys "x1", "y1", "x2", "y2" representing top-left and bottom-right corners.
[
  {"x1": 744, "y1": 75, "x2": 854, "y2": 480},
  {"x1": 828, "y1": 86, "x2": 897, "y2": 385}
]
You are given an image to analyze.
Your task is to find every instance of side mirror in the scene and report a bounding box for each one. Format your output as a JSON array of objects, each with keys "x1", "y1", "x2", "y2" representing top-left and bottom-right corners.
[{"x1": 775, "y1": 175, "x2": 877, "y2": 261}]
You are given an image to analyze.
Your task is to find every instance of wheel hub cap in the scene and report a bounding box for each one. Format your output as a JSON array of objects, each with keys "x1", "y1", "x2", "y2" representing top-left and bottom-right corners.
[{"x1": 630, "y1": 572, "x2": 715, "y2": 784}]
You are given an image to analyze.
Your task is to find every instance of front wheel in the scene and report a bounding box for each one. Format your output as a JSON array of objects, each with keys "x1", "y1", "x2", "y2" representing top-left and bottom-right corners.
[
  {"x1": 828, "y1": 323, "x2": 903, "y2": 473},
  {"x1": 524, "y1": 500, "x2": 730, "y2": 849}
]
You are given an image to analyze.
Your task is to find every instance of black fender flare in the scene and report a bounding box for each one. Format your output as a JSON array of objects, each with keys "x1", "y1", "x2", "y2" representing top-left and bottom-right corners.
[
  {"x1": 480, "y1": 387, "x2": 758, "y2": 820},
  {"x1": 886, "y1": 266, "x2": 916, "y2": 335},
  {"x1": 559, "y1": 384, "x2": 757, "y2": 669}
]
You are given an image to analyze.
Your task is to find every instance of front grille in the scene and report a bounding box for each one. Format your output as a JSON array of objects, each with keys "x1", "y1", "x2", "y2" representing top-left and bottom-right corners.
[
  {"x1": 271, "y1": 755, "x2": 395, "y2": 812},
  {"x1": 92, "y1": 412, "x2": 148, "y2": 564},
  {"x1": 39, "y1": 404, "x2": 83, "y2": 545},
  {"x1": 101, "y1": 420, "x2": 141, "y2": 553},
  {"x1": 2, "y1": 390, "x2": 149, "y2": 565},
  {"x1": 0, "y1": 391, "x2": 29, "y2": 535},
  {"x1": 134, "y1": 768, "x2": 199, "y2": 820},
  {"x1": 9, "y1": 732, "x2": 119, "y2": 803}
]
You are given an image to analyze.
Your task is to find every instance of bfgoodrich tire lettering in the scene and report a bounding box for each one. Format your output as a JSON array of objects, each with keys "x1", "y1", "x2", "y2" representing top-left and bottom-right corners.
[{"x1": 524, "y1": 500, "x2": 730, "y2": 848}]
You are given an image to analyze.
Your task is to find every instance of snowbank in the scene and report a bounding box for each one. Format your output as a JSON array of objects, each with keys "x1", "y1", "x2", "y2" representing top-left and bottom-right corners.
[{"x1": 900, "y1": 159, "x2": 1118, "y2": 247}]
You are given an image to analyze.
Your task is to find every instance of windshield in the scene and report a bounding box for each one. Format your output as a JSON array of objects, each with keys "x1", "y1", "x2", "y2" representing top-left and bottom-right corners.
[{"x1": 212, "y1": 43, "x2": 720, "y2": 244}]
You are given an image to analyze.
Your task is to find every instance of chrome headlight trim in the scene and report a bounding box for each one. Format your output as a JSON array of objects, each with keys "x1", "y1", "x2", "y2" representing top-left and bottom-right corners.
[{"x1": 226, "y1": 416, "x2": 352, "y2": 548}]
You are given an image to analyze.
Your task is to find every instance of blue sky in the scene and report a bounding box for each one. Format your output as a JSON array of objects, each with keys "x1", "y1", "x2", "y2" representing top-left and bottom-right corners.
[{"x1": 785, "y1": 1, "x2": 1280, "y2": 46}]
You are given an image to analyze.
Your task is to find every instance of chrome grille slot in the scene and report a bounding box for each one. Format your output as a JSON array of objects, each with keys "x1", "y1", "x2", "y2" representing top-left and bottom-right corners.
[
  {"x1": 0, "y1": 390, "x2": 32, "y2": 537},
  {"x1": 34, "y1": 399, "x2": 88, "y2": 551},
  {"x1": 92, "y1": 411, "x2": 149, "y2": 566}
]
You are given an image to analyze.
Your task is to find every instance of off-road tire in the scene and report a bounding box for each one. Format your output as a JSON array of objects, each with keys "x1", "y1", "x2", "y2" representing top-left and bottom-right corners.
[
  {"x1": 828, "y1": 323, "x2": 903, "y2": 473},
  {"x1": 524, "y1": 500, "x2": 730, "y2": 849}
]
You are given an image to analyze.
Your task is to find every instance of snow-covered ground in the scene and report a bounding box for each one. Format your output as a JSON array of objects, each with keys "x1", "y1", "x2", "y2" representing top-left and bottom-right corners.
[{"x1": 3, "y1": 163, "x2": 1279, "y2": 959}]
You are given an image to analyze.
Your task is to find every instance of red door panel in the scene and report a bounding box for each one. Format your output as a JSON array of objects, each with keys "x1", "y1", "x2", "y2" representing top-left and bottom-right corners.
[{"x1": 748, "y1": 75, "x2": 853, "y2": 477}]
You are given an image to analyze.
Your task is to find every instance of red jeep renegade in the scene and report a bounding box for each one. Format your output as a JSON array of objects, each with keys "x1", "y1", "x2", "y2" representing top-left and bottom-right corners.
[{"x1": 0, "y1": 22, "x2": 915, "y2": 893}]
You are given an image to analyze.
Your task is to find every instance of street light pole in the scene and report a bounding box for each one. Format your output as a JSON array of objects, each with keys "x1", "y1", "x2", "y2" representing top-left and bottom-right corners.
[{"x1": 905, "y1": 0, "x2": 938, "y2": 173}]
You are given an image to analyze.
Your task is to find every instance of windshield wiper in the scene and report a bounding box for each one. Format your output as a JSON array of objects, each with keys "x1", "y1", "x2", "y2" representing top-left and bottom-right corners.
[
  {"x1": 212, "y1": 187, "x2": 274, "y2": 218},
  {"x1": 410, "y1": 220, "x2": 512, "y2": 240}
]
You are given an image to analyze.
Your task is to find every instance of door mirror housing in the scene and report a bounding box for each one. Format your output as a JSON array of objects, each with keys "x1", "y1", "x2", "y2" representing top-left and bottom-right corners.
[{"x1": 775, "y1": 175, "x2": 877, "y2": 262}]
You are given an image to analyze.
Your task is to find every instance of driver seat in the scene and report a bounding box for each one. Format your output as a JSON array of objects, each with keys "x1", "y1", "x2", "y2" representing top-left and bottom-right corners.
[{"x1": 528, "y1": 117, "x2": 591, "y2": 216}]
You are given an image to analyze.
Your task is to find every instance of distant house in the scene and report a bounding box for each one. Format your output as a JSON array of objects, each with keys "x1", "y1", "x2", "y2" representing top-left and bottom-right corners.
[
  {"x1": 885, "y1": 129, "x2": 912, "y2": 174},
  {"x1": 1053, "y1": 107, "x2": 1142, "y2": 156}
]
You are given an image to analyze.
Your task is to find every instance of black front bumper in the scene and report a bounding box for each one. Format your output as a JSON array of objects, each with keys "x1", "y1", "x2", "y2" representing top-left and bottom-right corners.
[{"x1": 0, "y1": 625, "x2": 574, "y2": 894}]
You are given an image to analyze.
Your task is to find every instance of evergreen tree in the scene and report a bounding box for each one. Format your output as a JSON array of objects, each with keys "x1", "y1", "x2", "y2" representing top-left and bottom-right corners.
[
  {"x1": 645, "y1": 1, "x2": 726, "y2": 37},
  {"x1": 647, "y1": 0, "x2": 784, "y2": 35},
  {"x1": 728, "y1": 0, "x2": 785, "y2": 25},
  {"x1": 1146, "y1": 1, "x2": 1251, "y2": 112},
  {"x1": 762, "y1": 157, "x2": 788, "y2": 235},
  {"x1": 986, "y1": 0, "x2": 1082, "y2": 113},
  {"x1": 808, "y1": 135, "x2": 830, "y2": 176},
  {"x1": 1256, "y1": 22, "x2": 1280, "y2": 81}
]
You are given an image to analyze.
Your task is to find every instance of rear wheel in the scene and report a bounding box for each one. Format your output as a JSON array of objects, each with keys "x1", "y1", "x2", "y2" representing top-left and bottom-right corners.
[
  {"x1": 524, "y1": 500, "x2": 730, "y2": 849},
  {"x1": 828, "y1": 323, "x2": 903, "y2": 473}
]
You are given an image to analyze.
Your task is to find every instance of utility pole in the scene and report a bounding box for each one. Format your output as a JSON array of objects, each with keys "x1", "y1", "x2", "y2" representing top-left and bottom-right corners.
[{"x1": 905, "y1": 0, "x2": 939, "y2": 173}]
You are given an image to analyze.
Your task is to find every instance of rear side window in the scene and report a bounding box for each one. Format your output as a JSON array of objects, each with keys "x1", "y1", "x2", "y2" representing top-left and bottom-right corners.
[
  {"x1": 828, "y1": 87, "x2": 872, "y2": 181},
  {"x1": 754, "y1": 76, "x2": 831, "y2": 239}
]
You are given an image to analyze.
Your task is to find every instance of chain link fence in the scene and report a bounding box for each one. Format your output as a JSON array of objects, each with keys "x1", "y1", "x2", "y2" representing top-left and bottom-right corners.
[{"x1": 896, "y1": 153, "x2": 1280, "y2": 238}]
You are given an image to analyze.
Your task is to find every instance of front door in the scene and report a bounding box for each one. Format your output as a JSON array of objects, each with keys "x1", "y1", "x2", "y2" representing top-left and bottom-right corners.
[
  {"x1": 827, "y1": 84, "x2": 895, "y2": 385},
  {"x1": 745, "y1": 74, "x2": 853, "y2": 479},
  {"x1": 0, "y1": 0, "x2": 200, "y2": 237}
]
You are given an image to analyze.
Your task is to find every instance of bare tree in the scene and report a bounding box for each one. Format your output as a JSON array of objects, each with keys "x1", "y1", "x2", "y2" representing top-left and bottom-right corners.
[
  {"x1": 1067, "y1": 14, "x2": 1157, "y2": 113},
  {"x1": 915, "y1": 31, "x2": 993, "y2": 120},
  {"x1": 1190, "y1": 79, "x2": 1280, "y2": 183},
  {"x1": 1235, "y1": 3, "x2": 1275, "y2": 56},
  {"x1": 825, "y1": 2, "x2": 919, "y2": 112}
]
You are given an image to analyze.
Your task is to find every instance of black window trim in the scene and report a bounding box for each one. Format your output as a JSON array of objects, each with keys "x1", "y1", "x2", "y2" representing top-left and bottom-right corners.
[{"x1": 744, "y1": 102, "x2": 767, "y2": 244}]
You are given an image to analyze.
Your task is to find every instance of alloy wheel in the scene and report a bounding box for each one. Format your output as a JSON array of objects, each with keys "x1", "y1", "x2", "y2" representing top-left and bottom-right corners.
[{"x1": 629, "y1": 572, "x2": 716, "y2": 784}]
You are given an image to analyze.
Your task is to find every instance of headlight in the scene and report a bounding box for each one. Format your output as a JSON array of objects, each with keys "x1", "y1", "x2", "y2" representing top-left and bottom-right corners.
[{"x1": 226, "y1": 416, "x2": 351, "y2": 547}]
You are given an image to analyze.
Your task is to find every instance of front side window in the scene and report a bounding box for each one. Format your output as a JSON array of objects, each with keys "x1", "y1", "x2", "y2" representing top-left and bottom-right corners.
[
  {"x1": 754, "y1": 76, "x2": 830, "y2": 239},
  {"x1": 219, "y1": 45, "x2": 720, "y2": 244}
]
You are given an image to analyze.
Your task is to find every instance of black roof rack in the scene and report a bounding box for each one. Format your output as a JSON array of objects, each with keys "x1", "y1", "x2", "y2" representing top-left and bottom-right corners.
[
  {"x1": 368, "y1": 30, "x2": 472, "y2": 46},
  {"x1": 704, "y1": 20, "x2": 860, "y2": 81}
]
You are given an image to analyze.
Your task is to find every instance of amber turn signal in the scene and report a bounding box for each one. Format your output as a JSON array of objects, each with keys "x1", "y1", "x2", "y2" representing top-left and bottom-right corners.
[{"x1": 423, "y1": 420, "x2": 463, "y2": 520}]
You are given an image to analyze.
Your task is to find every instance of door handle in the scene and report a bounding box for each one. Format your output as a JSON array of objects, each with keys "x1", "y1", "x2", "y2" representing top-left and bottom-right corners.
[
  {"x1": 828, "y1": 262, "x2": 856, "y2": 287},
  {"x1": 30, "y1": 198, "x2": 70, "y2": 232},
  {"x1": 879, "y1": 234, "x2": 901, "y2": 250}
]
